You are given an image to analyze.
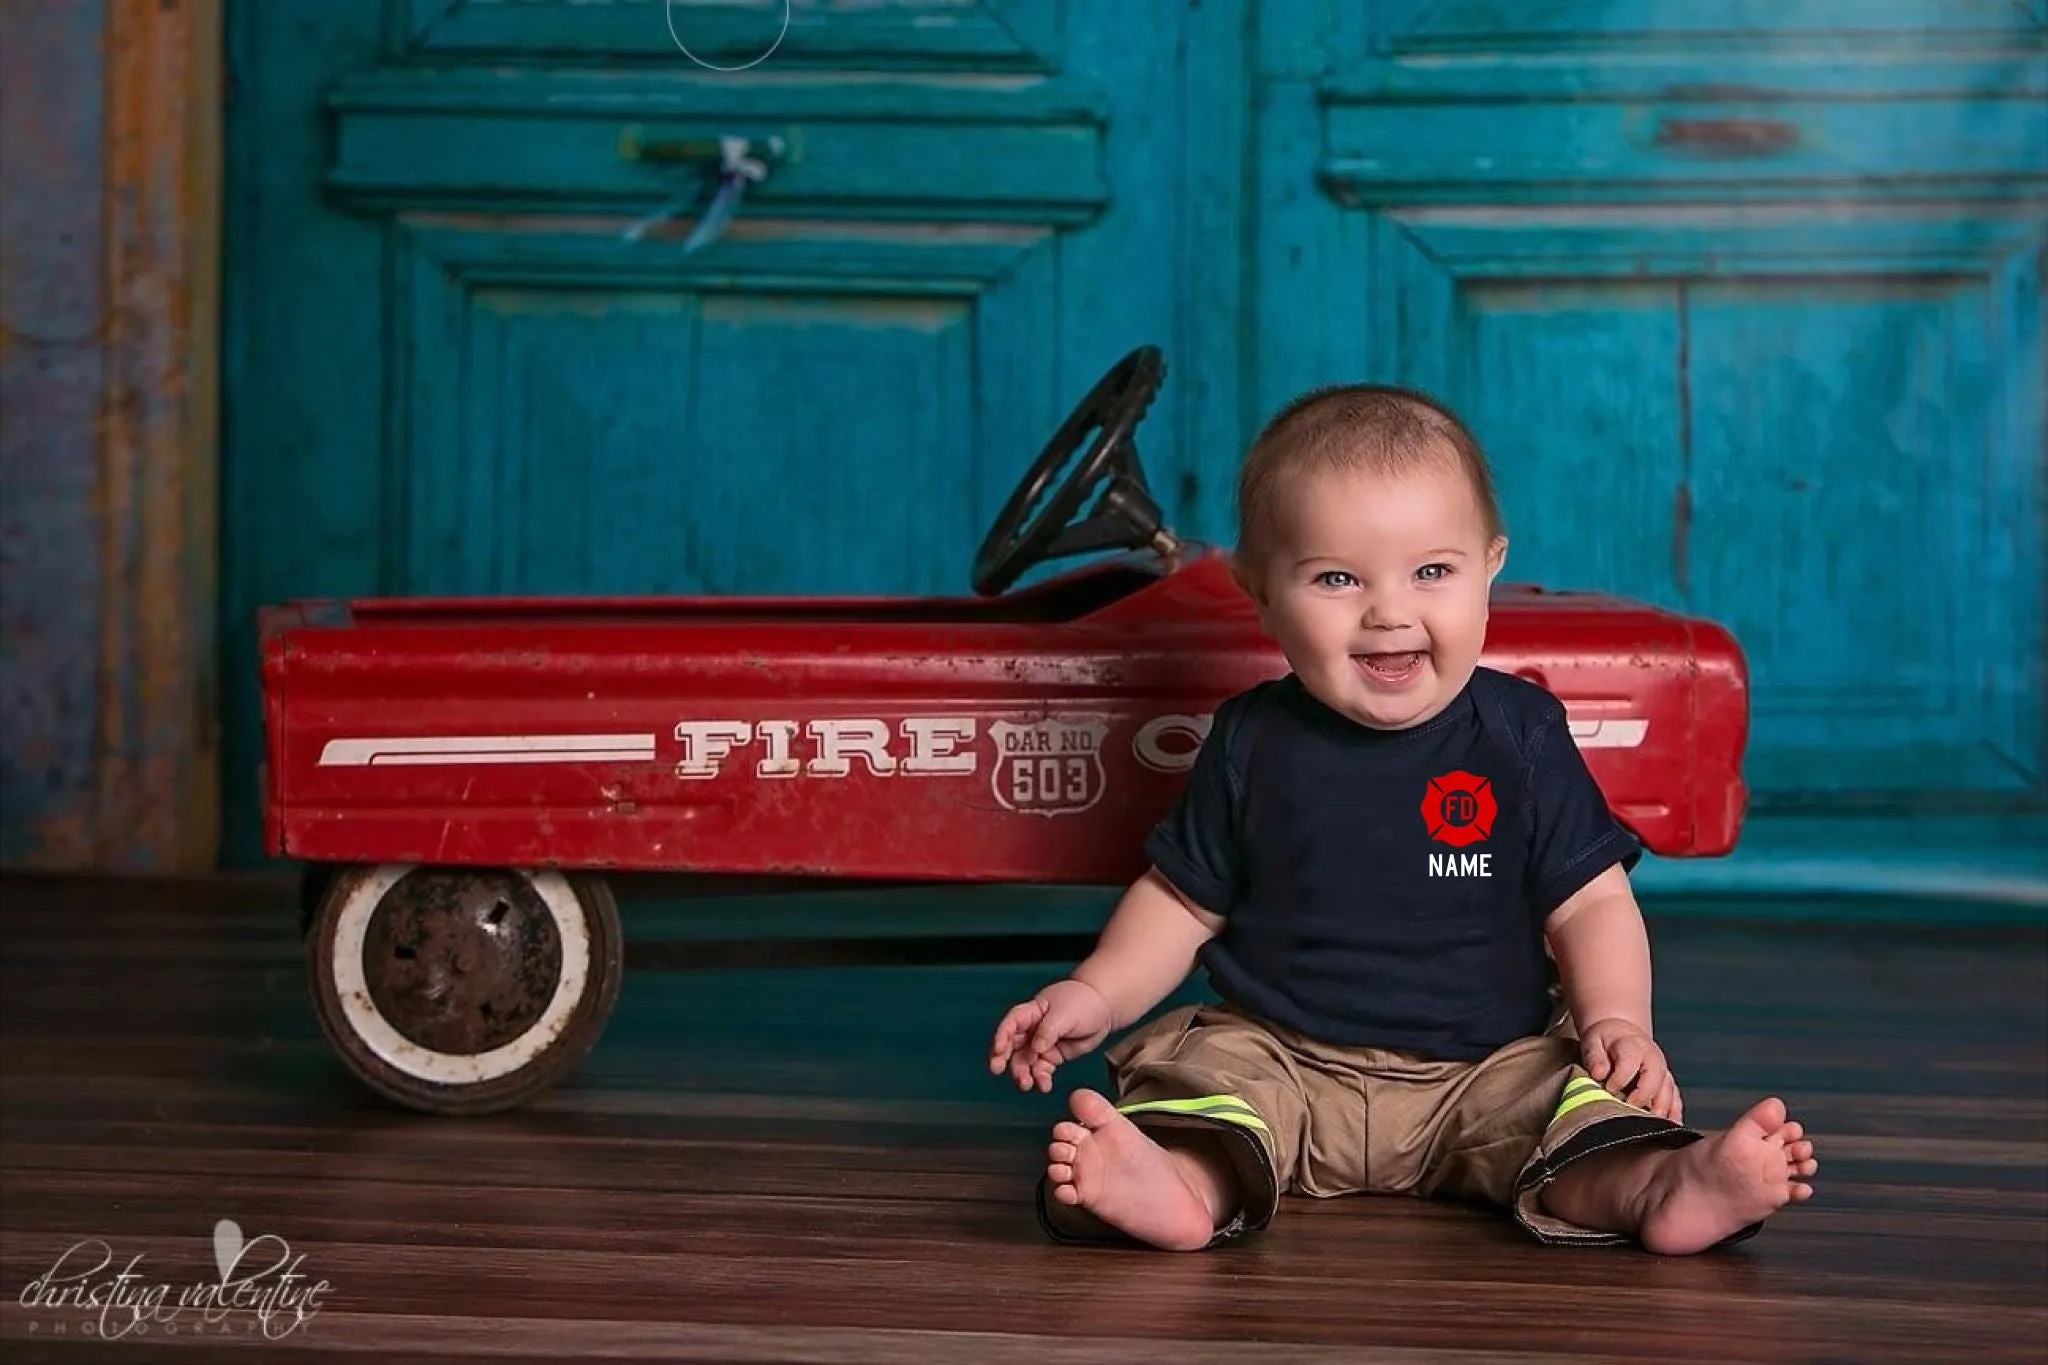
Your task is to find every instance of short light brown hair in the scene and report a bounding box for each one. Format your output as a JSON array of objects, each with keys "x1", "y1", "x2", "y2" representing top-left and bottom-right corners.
[{"x1": 1235, "y1": 384, "x2": 1504, "y2": 568}]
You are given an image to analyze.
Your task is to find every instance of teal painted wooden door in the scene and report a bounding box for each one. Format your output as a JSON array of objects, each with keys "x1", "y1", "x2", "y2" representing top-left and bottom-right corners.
[
  {"x1": 1246, "y1": 1, "x2": 2046, "y2": 893},
  {"x1": 223, "y1": 1, "x2": 2047, "y2": 891}
]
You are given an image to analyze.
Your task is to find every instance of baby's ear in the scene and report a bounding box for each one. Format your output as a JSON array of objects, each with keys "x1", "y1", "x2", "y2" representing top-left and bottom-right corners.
[
  {"x1": 1229, "y1": 550, "x2": 1265, "y2": 604},
  {"x1": 1485, "y1": 535, "x2": 1509, "y2": 582}
]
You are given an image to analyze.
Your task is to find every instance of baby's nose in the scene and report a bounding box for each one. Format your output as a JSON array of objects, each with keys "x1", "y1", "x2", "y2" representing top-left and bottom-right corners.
[{"x1": 1359, "y1": 598, "x2": 1406, "y2": 628}]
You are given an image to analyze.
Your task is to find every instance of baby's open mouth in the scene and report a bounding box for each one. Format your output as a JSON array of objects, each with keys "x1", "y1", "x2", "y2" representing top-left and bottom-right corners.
[{"x1": 1357, "y1": 651, "x2": 1427, "y2": 680}]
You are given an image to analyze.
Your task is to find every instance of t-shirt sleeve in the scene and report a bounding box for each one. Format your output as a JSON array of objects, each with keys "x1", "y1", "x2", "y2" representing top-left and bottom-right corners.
[
  {"x1": 1140, "y1": 690, "x2": 1256, "y2": 915},
  {"x1": 1525, "y1": 697, "x2": 1643, "y2": 917}
]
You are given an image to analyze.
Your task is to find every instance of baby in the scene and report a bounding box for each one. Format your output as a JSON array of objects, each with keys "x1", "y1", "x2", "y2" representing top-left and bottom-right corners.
[{"x1": 988, "y1": 384, "x2": 1817, "y2": 1254}]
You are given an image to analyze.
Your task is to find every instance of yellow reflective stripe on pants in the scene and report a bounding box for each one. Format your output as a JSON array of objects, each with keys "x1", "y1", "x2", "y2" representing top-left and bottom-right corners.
[
  {"x1": 1118, "y1": 1094, "x2": 1271, "y2": 1134},
  {"x1": 1552, "y1": 1076, "x2": 1625, "y2": 1122}
]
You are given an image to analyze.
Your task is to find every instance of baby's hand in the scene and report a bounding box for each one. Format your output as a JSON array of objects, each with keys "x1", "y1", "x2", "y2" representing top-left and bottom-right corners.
[
  {"x1": 988, "y1": 978, "x2": 1115, "y2": 1093},
  {"x1": 1579, "y1": 1017, "x2": 1683, "y2": 1122}
]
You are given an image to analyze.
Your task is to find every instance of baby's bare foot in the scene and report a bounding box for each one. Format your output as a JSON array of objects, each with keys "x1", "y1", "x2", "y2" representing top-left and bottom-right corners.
[
  {"x1": 1045, "y1": 1089, "x2": 1219, "y2": 1252},
  {"x1": 1638, "y1": 1097, "x2": 1817, "y2": 1255}
]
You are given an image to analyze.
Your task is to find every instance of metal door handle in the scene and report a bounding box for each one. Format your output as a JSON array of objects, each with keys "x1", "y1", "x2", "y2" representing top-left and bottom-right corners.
[{"x1": 1653, "y1": 117, "x2": 1798, "y2": 156}]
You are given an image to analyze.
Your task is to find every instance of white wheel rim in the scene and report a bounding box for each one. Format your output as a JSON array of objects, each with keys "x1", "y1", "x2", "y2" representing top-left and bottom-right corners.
[{"x1": 329, "y1": 865, "x2": 594, "y2": 1087}]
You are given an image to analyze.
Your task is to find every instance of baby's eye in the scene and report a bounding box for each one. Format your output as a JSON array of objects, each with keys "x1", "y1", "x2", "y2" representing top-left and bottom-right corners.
[
  {"x1": 1314, "y1": 570, "x2": 1357, "y2": 590},
  {"x1": 1416, "y1": 563, "x2": 1454, "y2": 583}
]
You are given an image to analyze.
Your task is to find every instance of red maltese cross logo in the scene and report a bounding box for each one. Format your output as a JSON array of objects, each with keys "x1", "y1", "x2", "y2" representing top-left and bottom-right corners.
[{"x1": 1422, "y1": 771, "x2": 1496, "y2": 847}]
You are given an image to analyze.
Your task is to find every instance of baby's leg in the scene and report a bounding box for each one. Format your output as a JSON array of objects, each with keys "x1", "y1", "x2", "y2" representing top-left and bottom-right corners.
[
  {"x1": 1411, "y1": 1034, "x2": 1812, "y2": 1253},
  {"x1": 1539, "y1": 1096, "x2": 1817, "y2": 1256},
  {"x1": 1037, "y1": 1004, "x2": 1310, "y2": 1250},
  {"x1": 1045, "y1": 1089, "x2": 1241, "y2": 1251}
]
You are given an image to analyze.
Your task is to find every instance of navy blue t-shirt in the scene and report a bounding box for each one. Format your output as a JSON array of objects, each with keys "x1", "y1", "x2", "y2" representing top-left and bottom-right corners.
[{"x1": 1144, "y1": 668, "x2": 1641, "y2": 1062}]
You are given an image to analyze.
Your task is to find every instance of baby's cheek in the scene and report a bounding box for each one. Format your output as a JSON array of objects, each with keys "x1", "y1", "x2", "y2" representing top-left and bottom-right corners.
[
  {"x1": 1445, "y1": 596, "x2": 1491, "y2": 642},
  {"x1": 1288, "y1": 609, "x2": 1340, "y2": 651}
]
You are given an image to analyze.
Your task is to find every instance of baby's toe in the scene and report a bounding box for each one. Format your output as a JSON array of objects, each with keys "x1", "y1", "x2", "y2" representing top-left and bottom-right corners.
[
  {"x1": 1047, "y1": 1140, "x2": 1076, "y2": 1164},
  {"x1": 1740, "y1": 1097, "x2": 1789, "y2": 1133},
  {"x1": 1047, "y1": 1161, "x2": 1074, "y2": 1184},
  {"x1": 1051, "y1": 1121, "x2": 1090, "y2": 1145},
  {"x1": 1069, "y1": 1089, "x2": 1120, "y2": 1127}
]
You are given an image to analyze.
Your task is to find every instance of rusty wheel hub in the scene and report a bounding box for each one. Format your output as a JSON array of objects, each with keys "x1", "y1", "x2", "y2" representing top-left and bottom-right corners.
[{"x1": 362, "y1": 869, "x2": 565, "y2": 1055}]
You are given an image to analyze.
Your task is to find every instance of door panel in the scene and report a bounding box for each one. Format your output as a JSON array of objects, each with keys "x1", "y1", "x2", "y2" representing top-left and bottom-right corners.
[
  {"x1": 1372, "y1": 215, "x2": 2044, "y2": 807},
  {"x1": 1452, "y1": 280, "x2": 1688, "y2": 612},
  {"x1": 1320, "y1": 14, "x2": 2046, "y2": 817},
  {"x1": 393, "y1": 223, "x2": 1043, "y2": 596},
  {"x1": 1687, "y1": 275, "x2": 2038, "y2": 801}
]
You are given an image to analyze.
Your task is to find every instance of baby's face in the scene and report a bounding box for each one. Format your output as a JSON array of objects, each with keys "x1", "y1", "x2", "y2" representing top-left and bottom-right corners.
[{"x1": 1242, "y1": 458, "x2": 1506, "y2": 731}]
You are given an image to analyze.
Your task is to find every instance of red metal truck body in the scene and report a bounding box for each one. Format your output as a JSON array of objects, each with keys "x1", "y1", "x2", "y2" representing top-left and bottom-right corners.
[{"x1": 260, "y1": 549, "x2": 1748, "y2": 883}]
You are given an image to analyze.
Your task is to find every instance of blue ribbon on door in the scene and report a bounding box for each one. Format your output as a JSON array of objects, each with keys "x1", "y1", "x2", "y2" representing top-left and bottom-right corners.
[{"x1": 619, "y1": 132, "x2": 787, "y2": 252}]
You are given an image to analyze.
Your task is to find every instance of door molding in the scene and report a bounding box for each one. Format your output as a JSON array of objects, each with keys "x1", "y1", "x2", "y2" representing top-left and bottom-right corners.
[
  {"x1": 1317, "y1": 51, "x2": 2048, "y2": 206},
  {"x1": 324, "y1": 66, "x2": 1109, "y2": 225}
]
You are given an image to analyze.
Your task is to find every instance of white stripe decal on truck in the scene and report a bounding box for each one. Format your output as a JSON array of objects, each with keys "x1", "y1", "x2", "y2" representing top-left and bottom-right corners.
[
  {"x1": 1567, "y1": 719, "x2": 1650, "y2": 749},
  {"x1": 317, "y1": 735, "x2": 657, "y2": 767}
]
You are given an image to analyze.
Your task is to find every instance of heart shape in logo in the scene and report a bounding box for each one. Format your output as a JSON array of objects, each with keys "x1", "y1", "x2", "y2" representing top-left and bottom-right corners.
[{"x1": 213, "y1": 1218, "x2": 244, "y2": 1281}]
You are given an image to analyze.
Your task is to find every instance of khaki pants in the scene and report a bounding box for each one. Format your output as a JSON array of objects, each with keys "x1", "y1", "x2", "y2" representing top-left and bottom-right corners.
[{"x1": 1038, "y1": 1000, "x2": 1751, "y2": 1249}]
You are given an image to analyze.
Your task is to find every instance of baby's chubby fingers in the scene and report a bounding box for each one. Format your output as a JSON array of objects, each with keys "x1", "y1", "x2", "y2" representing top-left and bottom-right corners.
[
  {"x1": 1581, "y1": 1030, "x2": 1613, "y2": 1083},
  {"x1": 988, "y1": 1000, "x2": 1045, "y2": 1075},
  {"x1": 1622, "y1": 1050, "x2": 1668, "y2": 1109},
  {"x1": 1010, "y1": 1035, "x2": 1051, "y2": 1089},
  {"x1": 987, "y1": 1020, "x2": 1016, "y2": 1072},
  {"x1": 1594, "y1": 1037, "x2": 1646, "y2": 1097}
]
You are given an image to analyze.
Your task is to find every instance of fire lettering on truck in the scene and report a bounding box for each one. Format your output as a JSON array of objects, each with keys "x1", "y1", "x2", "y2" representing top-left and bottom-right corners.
[
  {"x1": 671, "y1": 718, "x2": 978, "y2": 781},
  {"x1": 1132, "y1": 714, "x2": 1211, "y2": 774}
]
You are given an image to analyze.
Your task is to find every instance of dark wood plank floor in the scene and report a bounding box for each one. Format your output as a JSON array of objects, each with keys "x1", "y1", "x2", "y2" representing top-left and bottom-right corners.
[{"x1": 2, "y1": 871, "x2": 2044, "y2": 1363}]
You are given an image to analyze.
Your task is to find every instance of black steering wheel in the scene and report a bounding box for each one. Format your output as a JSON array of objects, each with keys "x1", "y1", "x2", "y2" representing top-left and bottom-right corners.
[{"x1": 971, "y1": 345, "x2": 1179, "y2": 597}]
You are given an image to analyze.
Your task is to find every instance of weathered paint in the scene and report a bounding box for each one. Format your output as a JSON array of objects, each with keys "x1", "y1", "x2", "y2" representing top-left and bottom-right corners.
[
  {"x1": 1, "y1": 0, "x2": 106, "y2": 866},
  {"x1": 223, "y1": 0, "x2": 2045, "y2": 896},
  {"x1": 259, "y1": 552, "x2": 1750, "y2": 877},
  {"x1": 0, "y1": 0, "x2": 221, "y2": 871}
]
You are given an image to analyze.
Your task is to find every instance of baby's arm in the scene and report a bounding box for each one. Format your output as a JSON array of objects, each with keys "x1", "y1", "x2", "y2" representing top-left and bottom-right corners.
[
  {"x1": 989, "y1": 869, "x2": 1221, "y2": 1091},
  {"x1": 1543, "y1": 863, "x2": 1680, "y2": 1118},
  {"x1": 1073, "y1": 868, "x2": 1224, "y2": 1029},
  {"x1": 1544, "y1": 863, "x2": 1652, "y2": 1032}
]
